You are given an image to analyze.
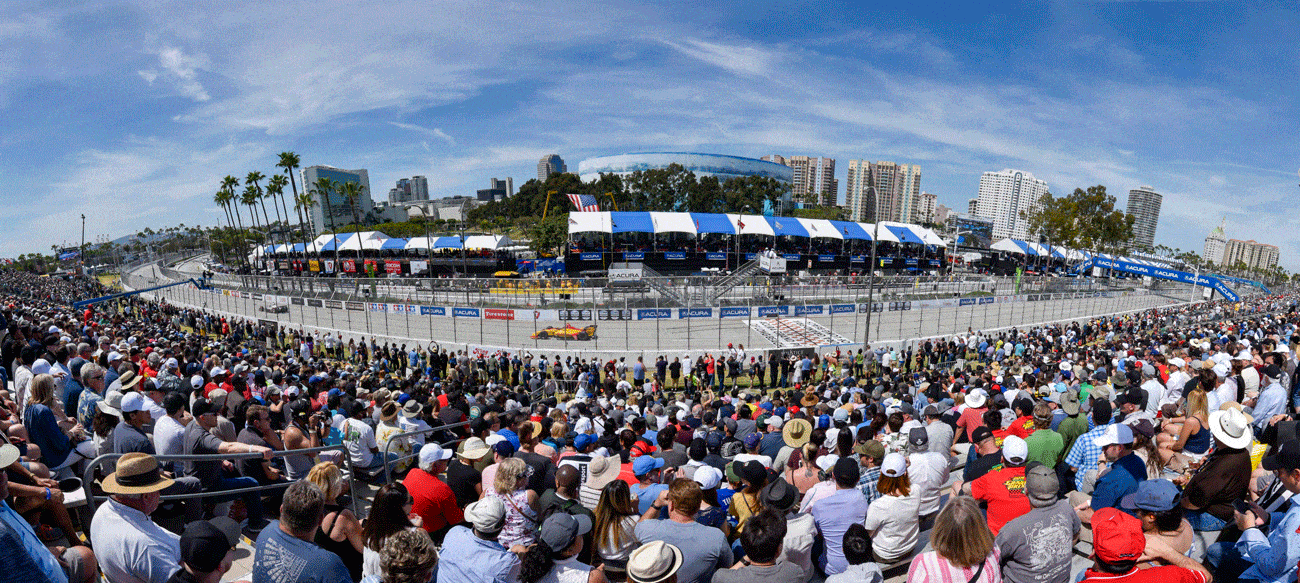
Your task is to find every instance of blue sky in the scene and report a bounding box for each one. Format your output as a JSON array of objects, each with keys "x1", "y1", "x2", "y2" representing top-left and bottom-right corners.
[{"x1": 2, "y1": 1, "x2": 1298, "y2": 267}]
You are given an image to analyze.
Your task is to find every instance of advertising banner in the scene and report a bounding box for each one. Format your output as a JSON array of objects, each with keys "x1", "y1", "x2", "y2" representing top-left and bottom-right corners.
[
  {"x1": 384, "y1": 261, "x2": 402, "y2": 275},
  {"x1": 664, "y1": 252, "x2": 686, "y2": 260},
  {"x1": 817, "y1": 254, "x2": 837, "y2": 262},
  {"x1": 795, "y1": 305, "x2": 824, "y2": 316},
  {"x1": 558, "y1": 309, "x2": 592, "y2": 321},
  {"x1": 290, "y1": 297, "x2": 304, "y2": 305},
  {"x1": 324, "y1": 300, "x2": 343, "y2": 310},
  {"x1": 579, "y1": 253, "x2": 600, "y2": 261},
  {"x1": 782, "y1": 254, "x2": 801, "y2": 261},
  {"x1": 409, "y1": 260, "x2": 428, "y2": 274},
  {"x1": 978, "y1": 297, "x2": 995, "y2": 305},
  {"x1": 419, "y1": 306, "x2": 446, "y2": 316},
  {"x1": 623, "y1": 252, "x2": 644, "y2": 261},
  {"x1": 528, "y1": 309, "x2": 558, "y2": 321},
  {"x1": 342, "y1": 259, "x2": 357, "y2": 273},
  {"x1": 705, "y1": 252, "x2": 726, "y2": 261},
  {"x1": 324, "y1": 260, "x2": 335, "y2": 273},
  {"x1": 309, "y1": 260, "x2": 320, "y2": 272},
  {"x1": 720, "y1": 307, "x2": 750, "y2": 318},
  {"x1": 306, "y1": 299, "x2": 323, "y2": 307},
  {"x1": 830, "y1": 304, "x2": 855, "y2": 314},
  {"x1": 637, "y1": 308, "x2": 672, "y2": 320},
  {"x1": 453, "y1": 307, "x2": 480, "y2": 318},
  {"x1": 345, "y1": 301, "x2": 364, "y2": 311},
  {"x1": 369, "y1": 303, "x2": 387, "y2": 312},
  {"x1": 959, "y1": 298, "x2": 976, "y2": 306},
  {"x1": 744, "y1": 253, "x2": 757, "y2": 260},
  {"x1": 598, "y1": 309, "x2": 633, "y2": 321},
  {"x1": 678, "y1": 308, "x2": 713, "y2": 318},
  {"x1": 484, "y1": 308, "x2": 514, "y2": 320},
  {"x1": 757, "y1": 305, "x2": 789, "y2": 317}
]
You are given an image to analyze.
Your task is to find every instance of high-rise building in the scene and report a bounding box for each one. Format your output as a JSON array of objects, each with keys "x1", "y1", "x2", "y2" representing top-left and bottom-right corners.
[
  {"x1": 911, "y1": 192, "x2": 937, "y2": 224},
  {"x1": 1203, "y1": 218, "x2": 1227, "y2": 265},
  {"x1": 761, "y1": 155, "x2": 837, "y2": 206},
  {"x1": 477, "y1": 178, "x2": 514, "y2": 202},
  {"x1": 387, "y1": 176, "x2": 431, "y2": 204},
  {"x1": 1126, "y1": 186, "x2": 1162, "y2": 251},
  {"x1": 934, "y1": 203, "x2": 953, "y2": 226},
  {"x1": 974, "y1": 169, "x2": 1049, "y2": 241},
  {"x1": 843, "y1": 160, "x2": 921, "y2": 223},
  {"x1": 301, "y1": 165, "x2": 372, "y2": 232},
  {"x1": 967, "y1": 199, "x2": 979, "y2": 215},
  {"x1": 1223, "y1": 238, "x2": 1279, "y2": 272},
  {"x1": 538, "y1": 154, "x2": 566, "y2": 181},
  {"x1": 411, "y1": 176, "x2": 428, "y2": 201}
]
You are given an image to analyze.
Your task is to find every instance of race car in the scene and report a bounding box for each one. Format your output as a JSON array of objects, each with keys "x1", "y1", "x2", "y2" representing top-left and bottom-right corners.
[{"x1": 531, "y1": 324, "x2": 597, "y2": 340}]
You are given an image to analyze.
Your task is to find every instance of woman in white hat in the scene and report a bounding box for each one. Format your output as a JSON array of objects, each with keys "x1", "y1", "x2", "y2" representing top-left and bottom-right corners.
[{"x1": 1178, "y1": 406, "x2": 1254, "y2": 532}]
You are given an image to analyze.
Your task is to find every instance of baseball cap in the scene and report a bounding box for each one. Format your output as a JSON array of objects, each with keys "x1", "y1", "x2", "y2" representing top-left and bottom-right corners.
[
  {"x1": 908, "y1": 427, "x2": 929, "y2": 448},
  {"x1": 1024, "y1": 462, "x2": 1058, "y2": 505},
  {"x1": 971, "y1": 425, "x2": 995, "y2": 444},
  {"x1": 692, "y1": 466, "x2": 723, "y2": 490},
  {"x1": 179, "y1": 517, "x2": 240, "y2": 573},
  {"x1": 538, "y1": 512, "x2": 592, "y2": 553},
  {"x1": 743, "y1": 432, "x2": 762, "y2": 451},
  {"x1": 120, "y1": 392, "x2": 148, "y2": 414},
  {"x1": 633, "y1": 455, "x2": 665, "y2": 476},
  {"x1": 766, "y1": 416, "x2": 784, "y2": 430},
  {"x1": 1001, "y1": 435, "x2": 1028, "y2": 465},
  {"x1": 1092, "y1": 508, "x2": 1146, "y2": 563},
  {"x1": 881, "y1": 452, "x2": 907, "y2": 477},
  {"x1": 492, "y1": 440, "x2": 516, "y2": 458},
  {"x1": 418, "y1": 443, "x2": 453, "y2": 466},
  {"x1": 1094, "y1": 423, "x2": 1135, "y2": 448},
  {"x1": 833, "y1": 456, "x2": 861, "y2": 483},
  {"x1": 464, "y1": 497, "x2": 507, "y2": 533},
  {"x1": 740, "y1": 460, "x2": 766, "y2": 487},
  {"x1": 1120, "y1": 479, "x2": 1181, "y2": 512},
  {"x1": 1262, "y1": 439, "x2": 1300, "y2": 472}
]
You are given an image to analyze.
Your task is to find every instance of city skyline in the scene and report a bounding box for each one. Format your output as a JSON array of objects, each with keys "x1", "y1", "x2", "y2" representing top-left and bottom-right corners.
[{"x1": 0, "y1": 2, "x2": 1297, "y2": 267}]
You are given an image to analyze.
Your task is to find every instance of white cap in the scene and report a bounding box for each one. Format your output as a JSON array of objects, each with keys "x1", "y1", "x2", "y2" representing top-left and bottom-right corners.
[
  {"x1": 1169, "y1": 357, "x2": 1185, "y2": 368},
  {"x1": 881, "y1": 452, "x2": 907, "y2": 477},
  {"x1": 418, "y1": 443, "x2": 453, "y2": 465},
  {"x1": 485, "y1": 434, "x2": 507, "y2": 447},
  {"x1": 120, "y1": 392, "x2": 148, "y2": 414},
  {"x1": 1002, "y1": 435, "x2": 1029, "y2": 464},
  {"x1": 1093, "y1": 423, "x2": 1134, "y2": 448},
  {"x1": 211, "y1": 367, "x2": 227, "y2": 376},
  {"x1": 693, "y1": 466, "x2": 723, "y2": 490},
  {"x1": 815, "y1": 454, "x2": 840, "y2": 472},
  {"x1": 766, "y1": 416, "x2": 784, "y2": 429},
  {"x1": 190, "y1": 375, "x2": 204, "y2": 389}
]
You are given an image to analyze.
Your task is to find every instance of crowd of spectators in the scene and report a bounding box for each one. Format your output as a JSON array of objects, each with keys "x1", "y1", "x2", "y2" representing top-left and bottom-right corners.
[{"x1": 2, "y1": 267, "x2": 1300, "y2": 583}]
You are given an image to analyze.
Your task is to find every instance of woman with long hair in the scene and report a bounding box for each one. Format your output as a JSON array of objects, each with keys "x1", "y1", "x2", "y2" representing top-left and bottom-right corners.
[
  {"x1": 22, "y1": 374, "x2": 93, "y2": 472},
  {"x1": 361, "y1": 482, "x2": 422, "y2": 579},
  {"x1": 907, "y1": 496, "x2": 1000, "y2": 582},
  {"x1": 593, "y1": 480, "x2": 640, "y2": 582},
  {"x1": 863, "y1": 453, "x2": 920, "y2": 563},
  {"x1": 1159, "y1": 387, "x2": 1212, "y2": 469},
  {"x1": 306, "y1": 461, "x2": 364, "y2": 580},
  {"x1": 491, "y1": 457, "x2": 539, "y2": 549},
  {"x1": 785, "y1": 429, "x2": 826, "y2": 494}
]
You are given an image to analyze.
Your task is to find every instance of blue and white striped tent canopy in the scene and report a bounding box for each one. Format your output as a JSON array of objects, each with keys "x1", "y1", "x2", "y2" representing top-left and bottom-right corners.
[{"x1": 566, "y1": 211, "x2": 940, "y2": 244}]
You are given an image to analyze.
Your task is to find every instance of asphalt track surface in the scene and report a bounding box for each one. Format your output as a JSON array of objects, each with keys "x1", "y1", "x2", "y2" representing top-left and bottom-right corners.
[{"x1": 127, "y1": 259, "x2": 1196, "y2": 360}]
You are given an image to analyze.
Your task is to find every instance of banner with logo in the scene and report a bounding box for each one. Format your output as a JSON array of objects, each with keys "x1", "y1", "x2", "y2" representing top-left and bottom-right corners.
[
  {"x1": 794, "y1": 305, "x2": 823, "y2": 316},
  {"x1": 309, "y1": 260, "x2": 321, "y2": 272},
  {"x1": 453, "y1": 307, "x2": 480, "y2": 318},
  {"x1": 419, "y1": 306, "x2": 447, "y2": 316},
  {"x1": 342, "y1": 259, "x2": 357, "y2": 273},
  {"x1": 385, "y1": 261, "x2": 402, "y2": 275},
  {"x1": 528, "y1": 309, "x2": 558, "y2": 321},
  {"x1": 637, "y1": 308, "x2": 672, "y2": 320},
  {"x1": 720, "y1": 307, "x2": 750, "y2": 318},
  {"x1": 409, "y1": 260, "x2": 428, "y2": 274},
  {"x1": 757, "y1": 305, "x2": 789, "y2": 317},
  {"x1": 324, "y1": 260, "x2": 336, "y2": 273},
  {"x1": 485, "y1": 308, "x2": 514, "y2": 320},
  {"x1": 678, "y1": 308, "x2": 712, "y2": 318}
]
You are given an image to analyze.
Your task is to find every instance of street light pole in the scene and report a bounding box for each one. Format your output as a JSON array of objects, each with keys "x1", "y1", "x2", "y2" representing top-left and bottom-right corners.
[
  {"x1": 80, "y1": 214, "x2": 86, "y2": 272},
  {"x1": 865, "y1": 188, "x2": 879, "y2": 344}
]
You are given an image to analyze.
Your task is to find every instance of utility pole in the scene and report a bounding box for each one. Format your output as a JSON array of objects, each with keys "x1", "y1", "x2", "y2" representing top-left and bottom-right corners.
[{"x1": 80, "y1": 214, "x2": 86, "y2": 273}]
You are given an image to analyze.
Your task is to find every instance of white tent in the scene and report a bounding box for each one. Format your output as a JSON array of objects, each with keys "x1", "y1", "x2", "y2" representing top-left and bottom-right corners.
[
  {"x1": 464, "y1": 234, "x2": 512, "y2": 250},
  {"x1": 649, "y1": 212, "x2": 697, "y2": 234},
  {"x1": 726, "y1": 214, "x2": 774, "y2": 236},
  {"x1": 862, "y1": 224, "x2": 900, "y2": 243},
  {"x1": 336, "y1": 231, "x2": 389, "y2": 252},
  {"x1": 796, "y1": 218, "x2": 842, "y2": 239}
]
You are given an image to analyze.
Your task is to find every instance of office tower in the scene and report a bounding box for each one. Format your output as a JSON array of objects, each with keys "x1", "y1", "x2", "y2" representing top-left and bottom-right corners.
[
  {"x1": 844, "y1": 160, "x2": 921, "y2": 223},
  {"x1": 974, "y1": 169, "x2": 1049, "y2": 240},
  {"x1": 538, "y1": 154, "x2": 566, "y2": 181},
  {"x1": 1126, "y1": 186, "x2": 1162, "y2": 251},
  {"x1": 1203, "y1": 218, "x2": 1227, "y2": 265},
  {"x1": 762, "y1": 155, "x2": 837, "y2": 206},
  {"x1": 300, "y1": 165, "x2": 372, "y2": 232}
]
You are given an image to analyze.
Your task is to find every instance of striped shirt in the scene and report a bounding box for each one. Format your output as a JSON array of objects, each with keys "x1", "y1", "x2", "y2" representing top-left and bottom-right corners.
[{"x1": 906, "y1": 549, "x2": 1001, "y2": 583}]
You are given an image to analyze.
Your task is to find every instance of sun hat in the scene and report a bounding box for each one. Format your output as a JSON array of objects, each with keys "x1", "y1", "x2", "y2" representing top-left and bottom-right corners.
[
  {"x1": 116, "y1": 370, "x2": 143, "y2": 392},
  {"x1": 458, "y1": 437, "x2": 491, "y2": 460},
  {"x1": 800, "y1": 392, "x2": 819, "y2": 408},
  {"x1": 0, "y1": 443, "x2": 18, "y2": 468},
  {"x1": 1207, "y1": 407, "x2": 1254, "y2": 450},
  {"x1": 760, "y1": 478, "x2": 798, "y2": 511},
  {"x1": 586, "y1": 455, "x2": 621, "y2": 489},
  {"x1": 1061, "y1": 389, "x2": 1081, "y2": 415},
  {"x1": 627, "y1": 540, "x2": 684, "y2": 583},
  {"x1": 964, "y1": 389, "x2": 987, "y2": 408},
  {"x1": 464, "y1": 497, "x2": 507, "y2": 533},
  {"x1": 782, "y1": 418, "x2": 812, "y2": 449},
  {"x1": 98, "y1": 390, "x2": 125, "y2": 417},
  {"x1": 102, "y1": 452, "x2": 175, "y2": 495},
  {"x1": 401, "y1": 400, "x2": 423, "y2": 418}
]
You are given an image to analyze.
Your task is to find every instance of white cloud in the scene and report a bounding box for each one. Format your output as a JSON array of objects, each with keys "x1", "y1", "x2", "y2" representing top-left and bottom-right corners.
[
  {"x1": 660, "y1": 38, "x2": 783, "y2": 78},
  {"x1": 141, "y1": 46, "x2": 210, "y2": 102},
  {"x1": 389, "y1": 122, "x2": 455, "y2": 145}
]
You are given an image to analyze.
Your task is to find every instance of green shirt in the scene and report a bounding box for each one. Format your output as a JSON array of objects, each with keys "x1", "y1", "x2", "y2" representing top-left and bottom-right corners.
[
  {"x1": 1057, "y1": 414, "x2": 1089, "y2": 457},
  {"x1": 1025, "y1": 428, "x2": 1065, "y2": 467}
]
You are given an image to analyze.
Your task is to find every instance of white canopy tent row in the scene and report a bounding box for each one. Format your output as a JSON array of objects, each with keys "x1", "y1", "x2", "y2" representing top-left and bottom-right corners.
[
  {"x1": 989, "y1": 238, "x2": 1179, "y2": 271},
  {"x1": 249, "y1": 232, "x2": 516, "y2": 260},
  {"x1": 565, "y1": 211, "x2": 939, "y2": 244}
]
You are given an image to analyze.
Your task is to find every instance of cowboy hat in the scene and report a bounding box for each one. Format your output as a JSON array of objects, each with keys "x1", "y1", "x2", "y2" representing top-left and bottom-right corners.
[
  {"x1": 102, "y1": 452, "x2": 174, "y2": 495},
  {"x1": 782, "y1": 418, "x2": 812, "y2": 449},
  {"x1": 116, "y1": 370, "x2": 142, "y2": 392},
  {"x1": 800, "y1": 391, "x2": 818, "y2": 408},
  {"x1": 1208, "y1": 407, "x2": 1254, "y2": 450},
  {"x1": 458, "y1": 437, "x2": 492, "y2": 460}
]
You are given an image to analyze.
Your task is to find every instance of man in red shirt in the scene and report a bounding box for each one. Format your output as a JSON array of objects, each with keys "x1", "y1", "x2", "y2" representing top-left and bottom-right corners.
[
  {"x1": 1081, "y1": 508, "x2": 1210, "y2": 582},
  {"x1": 1005, "y1": 398, "x2": 1037, "y2": 439},
  {"x1": 965, "y1": 435, "x2": 1031, "y2": 536},
  {"x1": 405, "y1": 443, "x2": 464, "y2": 542},
  {"x1": 956, "y1": 389, "x2": 989, "y2": 442}
]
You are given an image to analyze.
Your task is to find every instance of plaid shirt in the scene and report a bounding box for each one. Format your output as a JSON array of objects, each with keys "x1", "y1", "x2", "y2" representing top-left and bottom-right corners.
[
  {"x1": 1064, "y1": 423, "x2": 1111, "y2": 490},
  {"x1": 858, "y1": 466, "x2": 883, "y2": 505}
]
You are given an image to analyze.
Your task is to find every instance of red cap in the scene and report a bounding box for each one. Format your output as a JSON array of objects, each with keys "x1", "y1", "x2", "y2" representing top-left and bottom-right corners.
[{"x1": 1092, "y1": 508, "x2": 1145, "y2": 563}]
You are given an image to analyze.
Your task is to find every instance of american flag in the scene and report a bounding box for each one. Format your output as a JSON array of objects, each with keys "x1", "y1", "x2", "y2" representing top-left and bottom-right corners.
[{"x1": 566, "y1": 193, "x2": 600, "y2": 212}]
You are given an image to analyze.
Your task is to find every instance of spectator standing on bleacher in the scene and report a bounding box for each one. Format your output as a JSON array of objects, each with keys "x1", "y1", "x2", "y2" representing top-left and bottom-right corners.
[
  {"x1": 994, "y1": 462, "x2": 1079, "y2": 583},
  {"x1": 250, "y1": 480, "x2": 351, "y2": 583},
  {"x1": 90, "y1": 452, "x2": 180, "y2": 583}
]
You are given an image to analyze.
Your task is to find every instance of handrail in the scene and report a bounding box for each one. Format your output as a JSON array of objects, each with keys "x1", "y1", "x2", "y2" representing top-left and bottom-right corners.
[{"x1": 80, "y1": 443, "x2": 351, "y2": 518}]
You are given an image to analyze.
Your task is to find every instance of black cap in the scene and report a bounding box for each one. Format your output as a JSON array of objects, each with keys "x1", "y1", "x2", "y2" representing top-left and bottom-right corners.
[
  {"x1": 908, "y1": 427, "x2": 929, "y2": 447},
  {"x1": 833, "y1": 456, "x2": 860, "y2": 483},
  {"x1": 191, "y1": 398, "x2": 215, "y2": 417},
  {"x1": 1263, "y1": 364, "x2": 1283, "y2": 380},
  {"x1": 1263, "y1": 439, "x2": 1300, "y2": 472},
  {"x1": 971, "y1": 425, "x2": 995, "y2": 444},
  {"x1": 180, "y1": 517, "x2": 240, "y2": 573},
  {"x1": 741, "y1": 460, "x2": 767, "y2": 487}
]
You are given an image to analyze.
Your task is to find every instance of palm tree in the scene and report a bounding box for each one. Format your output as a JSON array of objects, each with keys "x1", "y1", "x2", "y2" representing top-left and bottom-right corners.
[
  {"x1": 246, "y1": 171, "x2": 273, "y2": 240},
  {"x1": 338, "y1": 181, "x2": 365, "y2": 227},
  {"x1": 221, "y1": 175, "x2": 245, "y2": 234},
  {"x1": 241, "y1": 184, "x2": 263, "y2": 236},
  {"x1": 266, "y1": 174, "x2": 290, "y2": 250},
  {"x1": 276, "y1": 152, "x2": 302, "y2": 239},
  {"x1": 311, "y1": 177, "x2": 340, "y2": 265},
  {"x1": 213, "y1": 190, "x2": 234, "y2": 228},
  {"x1": 294, "y1": 191, "x2": 314, "y2": 239}
]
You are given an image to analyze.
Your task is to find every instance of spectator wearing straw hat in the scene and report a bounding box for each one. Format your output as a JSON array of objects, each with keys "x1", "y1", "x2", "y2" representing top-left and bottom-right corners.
[
  {"x1": 89, "y1": 451, "x2": 181, "y2": 583},
  {"x1": 627, "y1": 540, "x2": 684, "y2": 583},
  {"x1": 0, "y1": 442, "x2": 96, "y2": 583}
]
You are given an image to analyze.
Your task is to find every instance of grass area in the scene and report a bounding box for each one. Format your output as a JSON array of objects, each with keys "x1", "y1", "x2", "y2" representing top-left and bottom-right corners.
[{"x1": 97, "y1": 274, "x2": 122, "y2": 290}]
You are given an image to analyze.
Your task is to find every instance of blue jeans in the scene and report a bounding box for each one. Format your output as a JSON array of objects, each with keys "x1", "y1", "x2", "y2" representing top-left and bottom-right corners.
[
  {"x1": 1185, "y1": 508, "x2": 1229, "y2": 531},
  {"x1": 1206, "y1": 540, "x2": 1253, "y2": 582},
  {"x1": 213, "y1": 475, "x2": 266, "y2": 526}
]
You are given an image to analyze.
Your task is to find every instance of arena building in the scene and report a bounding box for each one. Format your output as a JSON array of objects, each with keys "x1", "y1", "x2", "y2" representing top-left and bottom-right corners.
[{"x1": 577, "y1": 152, "x2": 794, "y2": 184}]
